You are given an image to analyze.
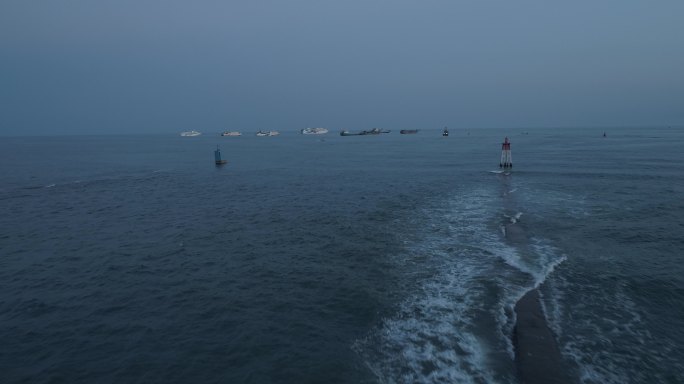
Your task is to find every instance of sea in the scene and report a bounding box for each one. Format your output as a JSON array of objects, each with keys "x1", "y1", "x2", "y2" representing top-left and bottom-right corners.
[{"x1": 1, "y1": 127, "x2": 683, "y2": 384}]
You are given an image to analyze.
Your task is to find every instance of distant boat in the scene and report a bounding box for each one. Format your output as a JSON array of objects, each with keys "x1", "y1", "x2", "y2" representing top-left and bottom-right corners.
[
  {"x1": 180, "y1": 130, "x2": 201, "y2": 137},
  {"x1": 301, "y1": 127, "x2": 329, "y2": 135},
  {"x1": 362, "y1": 128, "x2": 383, "y2": 135},
  {"x1": 214, "y1": 145, "x2": 227, "y2": 165},
  {"x1": 340, "y1": 130, "x2": 362, "y2": 136},
  {"x1": 442, "y1": 127, "x2": 449, "y2": 137},
  {"x1": 340, "y1": 128, "x2": 390, "y2": 136},
  {"x1": 256, "y1": 130, "x2": 279, "y2": 137},
  {"x1": 400, "y1": 129, "x2": 419, "y2": 134},
  {"x1": 221, "y1": 131, "x2": 242, "y2": 136}
]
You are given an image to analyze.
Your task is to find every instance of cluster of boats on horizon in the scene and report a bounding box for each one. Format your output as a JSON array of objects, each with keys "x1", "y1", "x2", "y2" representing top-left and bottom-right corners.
[
  {"x1": 197, "y1": 129, "x2": 611, "y2": 169},
  {"x1": 181, "y1": 127, "x2": 450, "y2": 137},
  {"x1": 211, "y1": 131, "x2": 514, "y2": 169}
]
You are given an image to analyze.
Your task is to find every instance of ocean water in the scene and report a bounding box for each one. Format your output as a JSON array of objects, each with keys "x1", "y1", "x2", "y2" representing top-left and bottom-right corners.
[{"x1": 1, "y1": 127, "x2": 683, "y2": 383}]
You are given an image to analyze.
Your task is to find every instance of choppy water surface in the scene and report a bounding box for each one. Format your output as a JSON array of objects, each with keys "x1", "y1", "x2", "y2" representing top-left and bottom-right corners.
[{"x1": 1, "y1": 127, "x2": 683, "y2": 383}]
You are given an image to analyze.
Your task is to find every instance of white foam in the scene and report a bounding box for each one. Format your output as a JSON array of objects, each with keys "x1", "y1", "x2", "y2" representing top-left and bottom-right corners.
[
  {"x1": 354, "y1": 189, "x2": 526, "y2": 382},
  {"x1": 355, "y1": 186, "x2": 573, "y2": 383},
  {"x1": 45, "y1": 183, "x2": 56, "y2": 188},
  {"x1": 353, "y1": 263, "x2": 497, "y2": 384},
  {"x1": 526, "y1": 240, "x2": 567, "y2": 288},
  {"x1": 496, "y1": 242, "x2": 536, "y2": 277},
  {"x1": 535, "y1": 255, "x2": 566, "y2": 288},
  {"x1": 503, "y1": 211, "x2": 523, "y2": 224}
]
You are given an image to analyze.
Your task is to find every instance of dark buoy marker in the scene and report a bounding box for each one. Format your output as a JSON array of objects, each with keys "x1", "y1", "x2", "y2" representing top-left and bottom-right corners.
[
  {"x1": 214, "y1": 145, "x2": 227, "y2": 165},
  {"x1": 500, "y1": 137, "x2": 512, "y2": 169}
]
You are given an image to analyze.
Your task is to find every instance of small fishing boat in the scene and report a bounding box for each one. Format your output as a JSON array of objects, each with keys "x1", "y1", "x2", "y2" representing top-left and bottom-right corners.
[
  {"x1": 362, "y1": 128, "x2": 383, "y2": 135},
  {"x1": 256, "y1": 130, "x2": 280, "y2": 136},
  {"x1": 340, "y1": 128, "x2": 390, "y2": 136},
  {"x1": 180, "y1": 130, "x2": 201, "y2": 137},
  {"x1": 340, "y1": 130, "x2": 362, "y2": 136},
  {"x1": 301, "y1": 127, "x2": 329, "y2": 135},
  {"x1": 400, "y1": 129, "x2": 419, "y2": 134},
  {"x1": 221, "y1": 131, "x2": 242, "y2": 136},
  {"x1": 443, "y1": 127, "x2": 449, "y2": 137}
]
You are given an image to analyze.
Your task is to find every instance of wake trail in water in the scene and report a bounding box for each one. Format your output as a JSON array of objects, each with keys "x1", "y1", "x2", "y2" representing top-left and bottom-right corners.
[{"x1": 354, "y1": 185, "x2": 568, "y2": 383}]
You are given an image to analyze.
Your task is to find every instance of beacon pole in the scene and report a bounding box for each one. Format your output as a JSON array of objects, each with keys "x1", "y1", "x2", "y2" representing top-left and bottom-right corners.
[{"x1": 500, "y1": 137, "x2": 512, "y2": 169}]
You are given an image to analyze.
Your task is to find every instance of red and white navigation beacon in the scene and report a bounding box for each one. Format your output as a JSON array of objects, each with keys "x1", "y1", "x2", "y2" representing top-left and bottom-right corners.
[{"x1": 500, "y1": 137, "x2": 512, "y2": 169}]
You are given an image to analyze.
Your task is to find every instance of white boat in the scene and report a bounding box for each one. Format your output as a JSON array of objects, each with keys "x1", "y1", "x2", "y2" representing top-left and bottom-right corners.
[
  {"x1": 256, "y1": 130, "x2": 280, "y2": 136},
  {"x1": 301, "y1": 127, "x2": 329, "y2": 135},
  {"x1": 180, "y1": 130, "x2": 201, "y2": 137},
  {"x1": 221, "y1": 131, "x2": 242, "y2": 136}
]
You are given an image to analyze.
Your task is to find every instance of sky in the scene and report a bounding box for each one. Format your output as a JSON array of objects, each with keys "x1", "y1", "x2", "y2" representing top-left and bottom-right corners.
[{"x1": 1, "y1": 0, "x2": 683, "y2": 135}]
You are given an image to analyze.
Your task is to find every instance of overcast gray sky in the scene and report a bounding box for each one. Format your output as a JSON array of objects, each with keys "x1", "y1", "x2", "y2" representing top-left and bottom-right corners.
[{"x1": 1, "y1": 0, "x2": 683, "y2": 135}]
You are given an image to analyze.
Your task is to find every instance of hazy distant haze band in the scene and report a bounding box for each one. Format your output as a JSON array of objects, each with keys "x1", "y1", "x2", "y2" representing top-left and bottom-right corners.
[{"x1": 1, "y1": 1, "x2": 683, "y2": 135}]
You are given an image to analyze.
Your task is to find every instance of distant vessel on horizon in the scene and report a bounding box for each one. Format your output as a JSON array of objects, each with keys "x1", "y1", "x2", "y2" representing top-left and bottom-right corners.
[
  {"x1": 400, "y1": 129, "x2": 419, "y2": 134},
  {"x1": 340, "y1": 128, "x2": 390, "y2": 136},
  {"x1": 301, "y1": 127, "x2": 329, "y2": 135},
  {"x1": 256, "y1": 130, "x2": 280, "y2": 137},
  {"x1": 180, "y1": 130, "x2": 201, "y2": 137},
  {"x1": 443, "y1": 127, "x2": 449, "y2": 137},
  {"x1": 221, "y1": 131, "x2": 242, "y2": 136}
]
